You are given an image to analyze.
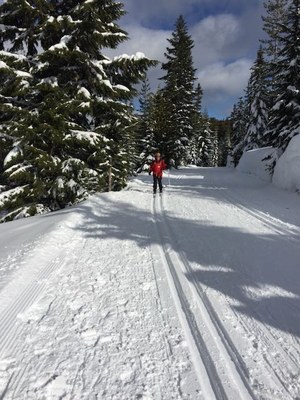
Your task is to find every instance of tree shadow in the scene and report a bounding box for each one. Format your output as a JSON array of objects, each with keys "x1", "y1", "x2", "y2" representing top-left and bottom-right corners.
[
  {"x1": 72, "y1": 192, "x2": 300, "y2": 338},
  {"x1": 156, "y1": 167, "x2": 300, "y2": 231}
]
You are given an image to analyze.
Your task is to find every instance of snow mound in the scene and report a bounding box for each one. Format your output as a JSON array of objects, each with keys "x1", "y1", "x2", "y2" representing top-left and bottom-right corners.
[
  {"x1": 273, "y1": 134, "x2": 300, "y2": 193},
  {"x1": 237, "y1": 147, "x2": 274, "y2": 182}
]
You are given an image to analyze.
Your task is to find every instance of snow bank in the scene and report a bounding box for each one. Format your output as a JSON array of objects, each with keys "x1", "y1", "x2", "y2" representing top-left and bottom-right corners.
[
  {"x1": 273, "y1": 134, "x2": 300, "y2": 193},
  {"x1": 237, "y1": 147, "x2": 274, "y2": 182}
]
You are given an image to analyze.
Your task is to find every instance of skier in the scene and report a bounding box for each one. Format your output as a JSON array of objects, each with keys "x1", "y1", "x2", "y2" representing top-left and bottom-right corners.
[{"x1": 149, "y1": 152, "x2": 167, "y2": 194}]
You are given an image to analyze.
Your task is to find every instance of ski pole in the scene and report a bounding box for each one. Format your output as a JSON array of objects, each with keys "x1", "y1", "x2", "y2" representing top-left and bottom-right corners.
[{"x1": 168, "y1": 169, "x2": 170, "y2": 187}]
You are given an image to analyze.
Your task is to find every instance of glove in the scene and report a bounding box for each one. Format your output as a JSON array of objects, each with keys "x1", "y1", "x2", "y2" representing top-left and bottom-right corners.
[{"x1": 149, "y1": 171, "x2": 151, "y2": 175}]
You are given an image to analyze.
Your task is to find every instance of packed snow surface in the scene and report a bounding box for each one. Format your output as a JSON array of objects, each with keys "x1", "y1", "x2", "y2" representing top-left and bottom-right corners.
[
  {"x1": 237, "y1": 147, "x2": 274, "y2": 182},
  {"x1": 0, "y1": 168, "x2": 300, "y2": 399},
  {"x1": 273, "y1": 134, "x2": 300, "y2": 192}
]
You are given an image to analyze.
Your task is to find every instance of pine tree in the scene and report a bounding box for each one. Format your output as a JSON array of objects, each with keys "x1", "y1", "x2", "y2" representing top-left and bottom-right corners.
[
  {"x1": 0, "y1": 0, "x2": 156, "y2": 221},
  {"x1": 160, "y1": 16, "x2": 199, "y2": 166},
  {"x1": 244, "y1": 47, "x2": 270, "y2": 151},
  {"x1": 0, "y1": 51, "x2": 31, "y2": 187},
  {"x1": 189, "y1": 83, "x2": 204, "y2": 165},
  {"x1": 213, "y1": 119, "x2": 232, "y2": 167},
  {"x1": 139, "y1": 78, "x2": 152, "y2": 115},
  {"x1": 230, "y1": 97, "x2": 248, "y2": 166},
  {"x1": 229, "y1": 0, "x2": 294, "y2": 169},
  {"x1": 265, "y1": 0, "x2": 300, "y2": 153},
  {"x1": 261, "y1": 0, "x2": 289, "y2": 106},
  {"x1": 262, "y1": 0, "x2": 289, "y2": 61},
  {"x1": 137, "y1": 78, "x2": 157, "y2": 171},
  {"x1": 194, "y1": 83, "x2": 203, "y2": 113},
  {"x1": 201, "y1": 117, "x2": 218, "y2": 167},
  {"x1": 150, "y1": 90, "x2": 173, "y2": 160},
  {"x1": 209, "y1": 128, "x2": 219, "y2": 167},
  {"x1": 0, "y1": 0, "x2": 44, "y2": 218},
  {"x1": 0, "y1": 0, "x2": 37, "y2": 163},
  {"x1": 190, "y1": 113, "x2": 216, "y2": 167}
]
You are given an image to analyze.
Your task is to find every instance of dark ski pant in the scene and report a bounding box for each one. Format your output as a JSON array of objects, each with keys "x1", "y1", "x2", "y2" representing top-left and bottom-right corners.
[{"x1": 153, "y1": 175, "x2": 163, "y2": 193}]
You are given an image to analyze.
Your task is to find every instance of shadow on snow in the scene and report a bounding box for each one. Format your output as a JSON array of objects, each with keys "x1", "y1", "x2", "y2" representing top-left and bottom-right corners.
[{"x1": 71, "y1": 179, "x2": 300, "y2": 339}]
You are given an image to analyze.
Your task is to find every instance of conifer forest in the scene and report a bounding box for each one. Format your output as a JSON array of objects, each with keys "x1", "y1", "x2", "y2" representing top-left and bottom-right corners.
[{"x1": 1, "y1": 0, "x2": 300, "y2": 220}]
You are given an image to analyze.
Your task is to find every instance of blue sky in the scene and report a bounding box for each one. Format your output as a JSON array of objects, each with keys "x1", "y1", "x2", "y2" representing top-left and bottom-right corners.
[{"x1": 106, "y1": 0, "x2": 265, "y2": 119}]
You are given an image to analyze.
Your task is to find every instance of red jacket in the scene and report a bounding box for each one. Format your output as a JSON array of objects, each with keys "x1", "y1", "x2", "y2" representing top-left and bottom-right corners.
[{"x1": 150, "y1": 159, "x2": 167, "y2": 177}]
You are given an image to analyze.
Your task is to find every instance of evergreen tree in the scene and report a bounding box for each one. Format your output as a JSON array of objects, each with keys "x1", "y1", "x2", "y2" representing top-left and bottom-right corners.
[
  {"x1": 150, "y1": 90, "x2": 173, "y2": 160},
  {"x1": 0, "y1": 51, "x2": 31, "y2": 187},
  {"x1": 137, "y1": 78, "x2": 157, "y2": 171},
  {"x1": 194, "y1": 83, "x2": 203, "y2": 113},
  {"x1": 188, "y1": 83, "x2": 204, "y2": 165},
  {"x1": 190, "y1": 113, "x2": 217, "y2": 167},
  {"x1": 0, "y1": 0, "x2": 156, "y2": 221},
  {"x1": 213, "y1": 119, "x2": 232, "y2": 167},
  {"x1": 262, "y1": 0, "x2": 289, "y2": 61},
  {"x1": 0, "y1": 0, "x2": 44, "y2": 218},
  {"x1": 160, "y1": 16, "x2": 199, "y2": 166},
  {"x1": 218, "y1": 130, "x2": 231, "y2": 167},
  {"x1": 265, "y1": 0, "x2": 300, "y2": 153},
  {"x1": 139, "y1": 78, "x2": 152, "y2": 115},
  {"x1": 244, "y1": 47, "x2": 270, "y2": 151},
  {"x1": 212, "y1": 130, "x2": 219, "y2": 167},
  {"x1": 261, "y1": 0, "x2": 289, "y2": 106},
  {"x1": 201, "y1": 117, "x2": 218, "y2": 167},
  {"x1": 230, "y1": 97, "x2": 248, "y2": 166}
]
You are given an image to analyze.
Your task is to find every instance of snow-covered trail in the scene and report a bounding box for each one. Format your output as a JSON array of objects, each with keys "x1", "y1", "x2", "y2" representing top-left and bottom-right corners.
[
  {"x1": 154, "y1": 168, "x2": 300, "y2": 399},
  {"x1": 0, "y1": 167, "x2": 299, "y2": 399}
]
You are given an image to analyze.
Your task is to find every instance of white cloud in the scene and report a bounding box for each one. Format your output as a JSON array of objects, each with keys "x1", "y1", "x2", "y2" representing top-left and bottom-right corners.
[
  {"x1": 192, "y1": 14, "x2": 242, "y2": 67},
  {"x1": 198, "y1": 59, "x2": 252, "y2": 95},
  {"x1": 107, "y1": 13, "x2": 245, "y2": 68},
  {"x1": 104, "y1": 13, "x2": 256, "y2": 117},
  {"x1": 104, "y1": 25, "x2": 170, "y2": 93},
  {"x1": 192, "y1": 14, "x2": 240, "y2": 51},
  {"x1": 105, "y1": 25, "x2": 170, "y2": 62}
]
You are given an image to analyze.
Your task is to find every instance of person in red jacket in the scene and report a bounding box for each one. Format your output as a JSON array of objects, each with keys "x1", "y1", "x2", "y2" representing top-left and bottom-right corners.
[{"x1": 149, "y1": 152, "x2": 167, "y2": 194}]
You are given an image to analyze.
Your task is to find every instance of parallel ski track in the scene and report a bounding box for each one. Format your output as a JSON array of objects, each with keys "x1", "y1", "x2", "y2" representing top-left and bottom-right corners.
[
  {"x1": 0, "y1": 257, "x2": 63, "y2": 400},
  {"x1": 160, "y1": 192, "x2": 300, "y2": 400},
  {"x1": 219, "y1": 189, "x2": 300, "y2": 354},
  {"x1": 220, "y1": 187, "x2": 300, "y2": 243},
  {"x1": 215, "y1": 190, "x2": 300, "y2": 396},
  {"x1": 0, "y1": 256, "x2": 63, "y2": 358},
  {"x1": 166, "y1": 171, "x2": 300, "y2": 398},
  {"x1": 152, "y1": 193, "x2": 257, "y2": 400},
  {"x1": 0, "y1": 236, "x2": 82, "y2": 399},
  {"x1": 10, "y1": 238, "x2": 88, "y2": 399}
]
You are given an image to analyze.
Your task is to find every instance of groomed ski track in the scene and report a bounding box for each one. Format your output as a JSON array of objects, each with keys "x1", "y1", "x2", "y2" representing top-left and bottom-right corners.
[
  {"x1": 152, "y1": 193, "x2": 255, "y2": 400},
  {"x1": 0, "y1": 167, "x2": 299, "y2": 399}
]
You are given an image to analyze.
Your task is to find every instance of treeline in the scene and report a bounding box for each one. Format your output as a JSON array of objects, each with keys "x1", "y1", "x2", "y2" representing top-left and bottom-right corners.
[
  {"x1": 231, "y1": 0, "x2": 300, "y2": 168},
  {"x1": 0, "y1": 2, "x2": 231, "y2": 223},
  {"x1": 136, "y1": 16, "x2": 231, "y2": 171},
  {"x1": 0, "y1": 0, "x2": 155, "y2": 221}
]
